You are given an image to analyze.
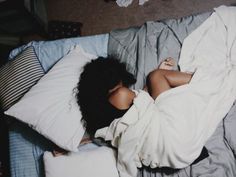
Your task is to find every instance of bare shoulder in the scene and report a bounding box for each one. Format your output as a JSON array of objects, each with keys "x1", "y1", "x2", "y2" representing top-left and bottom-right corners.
[{"x1": 108, "y1": 87, "x2": 136, "y2": 110}]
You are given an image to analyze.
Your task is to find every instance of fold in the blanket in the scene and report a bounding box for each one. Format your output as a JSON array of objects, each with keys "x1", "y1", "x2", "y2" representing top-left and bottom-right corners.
[{"x1": 96, "y1": 5, "x2": 236, "y2": 177}]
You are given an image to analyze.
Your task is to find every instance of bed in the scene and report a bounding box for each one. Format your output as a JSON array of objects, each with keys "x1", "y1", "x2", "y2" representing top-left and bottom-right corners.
[{"x1": 1, "y1": 6, "x2": 236, "y2": 177}]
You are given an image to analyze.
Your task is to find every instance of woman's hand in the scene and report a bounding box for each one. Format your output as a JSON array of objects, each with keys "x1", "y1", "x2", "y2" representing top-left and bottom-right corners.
[
  {"x1": 52, "y1": 150, "x2": 68, "y2": 157},
  {"x1": 159, "y1": 57, "x2": 176, "y2": 70}
]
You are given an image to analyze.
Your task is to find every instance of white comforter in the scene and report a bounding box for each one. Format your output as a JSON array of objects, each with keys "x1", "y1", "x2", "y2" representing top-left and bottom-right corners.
[{"x1": 95, "y1": 5, "x2": 236, "y2": 177}]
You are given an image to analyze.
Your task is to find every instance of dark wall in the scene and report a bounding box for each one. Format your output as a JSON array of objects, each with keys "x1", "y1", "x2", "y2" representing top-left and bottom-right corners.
[{"x1": 0, "y1": 109, "x2": 10, "y2": 177}]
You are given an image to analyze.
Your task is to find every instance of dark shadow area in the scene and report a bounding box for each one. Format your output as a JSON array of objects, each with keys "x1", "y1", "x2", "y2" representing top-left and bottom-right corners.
[{"x1": 0, "y1": 109, "x2": 10, "y2": 177}]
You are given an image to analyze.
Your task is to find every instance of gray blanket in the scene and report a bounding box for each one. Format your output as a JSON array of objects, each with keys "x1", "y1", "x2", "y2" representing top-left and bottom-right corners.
[{"x1": 108, "y1": 11, "x2": 236, "y2": 177}]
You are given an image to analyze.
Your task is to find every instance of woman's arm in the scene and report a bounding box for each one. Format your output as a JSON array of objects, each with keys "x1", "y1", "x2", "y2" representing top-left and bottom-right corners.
[{"x1": 147, "y1": 69, "x2": 193, "y2": 99}]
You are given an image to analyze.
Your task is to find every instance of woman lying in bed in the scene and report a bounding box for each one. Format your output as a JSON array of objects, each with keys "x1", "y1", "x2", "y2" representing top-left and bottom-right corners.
[
  {"x1": 52, "y1": 57, "x2": 193, "y2": 157},
  {"x1": 76, "y1": 57, "x2": 193, "y2": 136}
]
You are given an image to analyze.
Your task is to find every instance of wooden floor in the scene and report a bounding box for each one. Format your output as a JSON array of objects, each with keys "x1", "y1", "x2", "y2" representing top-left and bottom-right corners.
[{"x1": 46, "y1": 0, "x2": 236, "y2": 36}]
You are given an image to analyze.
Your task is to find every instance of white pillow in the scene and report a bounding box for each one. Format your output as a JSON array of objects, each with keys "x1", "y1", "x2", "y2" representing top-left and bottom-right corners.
[
  {"x1": 5, "y1": 46, "x2": 97, "y2": 151},
  {"x1": 43, "y1": 146, "x2": 119, "y2": 177}
]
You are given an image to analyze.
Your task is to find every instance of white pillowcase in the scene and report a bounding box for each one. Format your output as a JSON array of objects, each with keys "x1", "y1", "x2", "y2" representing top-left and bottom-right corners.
[
  {"x1": 43, "y1": 145, "x2": 119, "y2": 177},
  {"x1": 5, "y1": 46, "x2": 97, "y2": 151}
]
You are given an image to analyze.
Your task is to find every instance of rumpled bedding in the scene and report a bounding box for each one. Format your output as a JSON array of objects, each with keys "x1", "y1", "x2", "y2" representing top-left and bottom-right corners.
[
  {"x1": 108, "y1": 11, "x2": 212, "y2": 90},
  {"x1": 102, "y1": 5, "x2": 236, "y2": 177},
  {"x1": 6, "y1": 6, "x2": 236, "y2": 177}
]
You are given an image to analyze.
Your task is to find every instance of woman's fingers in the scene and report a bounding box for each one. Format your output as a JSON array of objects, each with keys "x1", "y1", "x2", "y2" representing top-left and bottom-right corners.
[
  {"x1": 165, "y1": 57, "x2": 172, "y2": 61},
  {"x1": 159, "y1": 57, "x2": 176, "y2": 70},
  {"x1": 52, "y1": 150, "x2": 68, "y2": 157},
  {"x1": 164, "y1": 61, "x2": 174, "y2": 66},
  {"x1": 165, "y1": 58, "x2": 175, "y2": 66}
]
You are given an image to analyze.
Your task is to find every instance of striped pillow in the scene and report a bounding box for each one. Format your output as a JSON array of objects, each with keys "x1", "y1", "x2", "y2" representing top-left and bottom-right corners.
[{"x1": 0, "y1": 47, "x2": 44, "y2": 111}]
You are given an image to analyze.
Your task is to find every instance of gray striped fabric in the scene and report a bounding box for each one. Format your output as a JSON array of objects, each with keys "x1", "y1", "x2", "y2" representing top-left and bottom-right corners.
[{"x1": 0, "y1": 47, "x2": 44, "y2": 110}]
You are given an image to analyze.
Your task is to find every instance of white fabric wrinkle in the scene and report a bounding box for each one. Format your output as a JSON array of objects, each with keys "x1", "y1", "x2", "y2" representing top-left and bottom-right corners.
[{"x1": 116, "y1": 0, "x2": 133, "y2": 7}]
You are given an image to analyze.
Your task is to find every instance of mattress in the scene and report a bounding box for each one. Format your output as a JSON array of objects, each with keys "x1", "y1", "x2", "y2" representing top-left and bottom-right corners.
[{"x1": 7, "y1": 8, "x2": 236, "y2": 177}]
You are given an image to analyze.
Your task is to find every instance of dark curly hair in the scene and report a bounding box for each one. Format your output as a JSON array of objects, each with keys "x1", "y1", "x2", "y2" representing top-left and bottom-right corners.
[{"x1": 76, "y1": 57, "x2": 136, "y2": 136}]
